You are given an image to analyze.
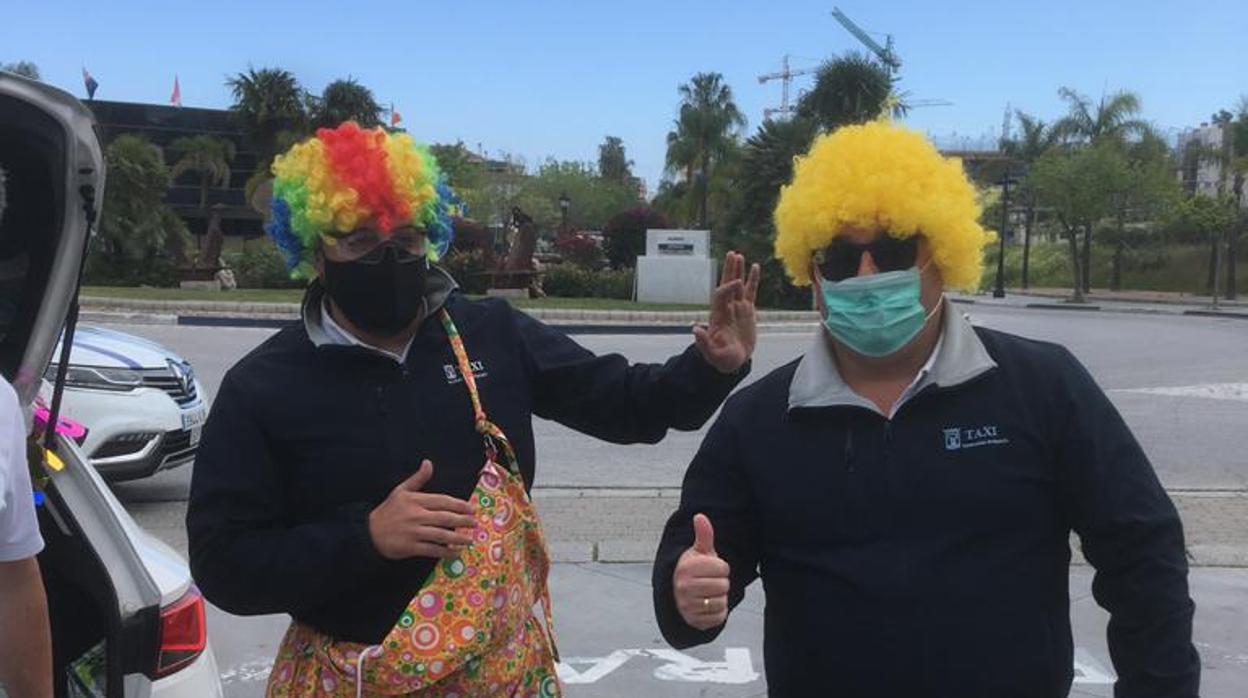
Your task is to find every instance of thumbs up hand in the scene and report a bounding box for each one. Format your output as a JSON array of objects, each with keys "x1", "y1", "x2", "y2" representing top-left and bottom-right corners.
[
  {"x1": 673, "y1": 513, "x2": 731, "y2": 630},
  {"x1": 368, "y1": 460, "x2": 478, "y2": 560}
]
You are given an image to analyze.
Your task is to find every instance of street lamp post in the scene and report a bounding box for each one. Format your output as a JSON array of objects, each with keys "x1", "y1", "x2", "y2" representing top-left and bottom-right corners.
[
  {"x1": 993, "y1": 168, "x2": 1018, "y2": 299},
  {"x1": 558, "y1": 192, "x2": 570, "y2": 234}
]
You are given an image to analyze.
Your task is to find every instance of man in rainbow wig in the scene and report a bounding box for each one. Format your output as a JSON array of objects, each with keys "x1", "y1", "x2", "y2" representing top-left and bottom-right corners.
[
  {"x1": 653, "y1": 121, "x2": 1198, "y2": 696},
  {"x1": 187, "y1": 122, "x2": 761, "y2": 696}
]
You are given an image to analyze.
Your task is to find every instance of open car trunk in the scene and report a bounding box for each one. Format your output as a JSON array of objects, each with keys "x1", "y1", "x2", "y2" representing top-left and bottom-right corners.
[{"x1": 1, "y1": 72, "x2": 164, "y2": 696}]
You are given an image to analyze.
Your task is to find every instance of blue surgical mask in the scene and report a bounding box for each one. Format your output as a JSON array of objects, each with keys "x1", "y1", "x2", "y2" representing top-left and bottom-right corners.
[{"x1": 816, "y1": 266, "x2": 936, "y2": 357}]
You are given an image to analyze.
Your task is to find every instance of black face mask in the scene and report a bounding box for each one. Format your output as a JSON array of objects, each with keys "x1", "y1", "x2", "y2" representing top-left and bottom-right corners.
[{"x1": 322, "y1": 242, "x2": 429, "y2": 336}]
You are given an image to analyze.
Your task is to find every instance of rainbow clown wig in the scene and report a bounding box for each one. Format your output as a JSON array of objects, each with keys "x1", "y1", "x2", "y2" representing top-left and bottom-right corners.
[
  {"x1": 266, "y1": 122, "x2": 459, "y2": 279},
  {"x1": 773, "y1": 121, "x2": 995, "y2": 291}
]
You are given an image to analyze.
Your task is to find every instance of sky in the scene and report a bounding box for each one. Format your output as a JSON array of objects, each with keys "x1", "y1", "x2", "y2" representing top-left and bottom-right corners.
[{"x1": 4, "y1": 0, "x2": 1245, "y2": 192}]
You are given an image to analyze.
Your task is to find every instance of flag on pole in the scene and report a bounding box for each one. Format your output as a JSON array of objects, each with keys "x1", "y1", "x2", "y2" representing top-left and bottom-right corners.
[
  {"x1": 82, "y1": 67, "x2": 99, "y2": 100},
  {"x1": 170, "y1": 75, "x2": 182, "y2": 108},
  {"x1": 390, "y1": 103, "x2": 402, "y2": 127}
]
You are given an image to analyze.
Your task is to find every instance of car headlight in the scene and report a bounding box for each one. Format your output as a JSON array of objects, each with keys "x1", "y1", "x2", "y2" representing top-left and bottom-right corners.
[{"x1": 45, "y1": 364, "x2": 143, "y2": 391}]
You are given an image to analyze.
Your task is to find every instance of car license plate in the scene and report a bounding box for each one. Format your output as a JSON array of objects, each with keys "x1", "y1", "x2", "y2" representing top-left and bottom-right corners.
[
  {"x1": 190, "y1": 426, "x2": 202, "y2": 447},
  {"x1": 181, "y1": 406, "x2": 207, "y2": 432}
]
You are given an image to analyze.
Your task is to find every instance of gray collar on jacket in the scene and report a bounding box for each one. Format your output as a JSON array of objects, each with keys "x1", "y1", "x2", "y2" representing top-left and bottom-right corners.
[
  {"x1": 787, "y1": 297, "x2": 997, "y2": 413},
  {"x1": 302, "y1": 264, "x2": 458, "y2": 349}
]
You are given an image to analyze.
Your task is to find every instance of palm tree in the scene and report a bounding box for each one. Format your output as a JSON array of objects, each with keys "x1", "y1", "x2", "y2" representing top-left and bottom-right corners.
[
  {"x1": 227, "y1": 67, "x2": 307, "y2": 168},
  {"x1": 664, "y1": 72, "x2": 746, "y2": 229},
  {"x1": 1001, "y1": 111, "x2": 1060, "y2": 288},
  {"x1": 1227, "y1": 101, "x2": 1248, "y2": 298},
  {"x1": 796, "y1": 52, "x2": 895, "y2": 131},
  {"x1": 1, "y1": 61, "x2": 40, "y2": 80},
  {"x1": 309, "y1": 77, "x2": 384, "y2": 130},
  {"x1": 167, "y1": 136, "x2": 236, "y2": 265},
  {"x1": 1053, "y1": 87, "x2": 1149, "y2": 146},
  {"x1": 1052, "y1": 87, "x2": 1150, "y2": 293}
]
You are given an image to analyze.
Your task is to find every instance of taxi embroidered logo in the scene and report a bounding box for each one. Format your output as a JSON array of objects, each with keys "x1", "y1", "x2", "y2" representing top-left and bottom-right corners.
[
  {"x1": 943, "y1": 425, "x2": 1009, "y2": 451},
  {"x1": 443, "y1": 360, "x2": 488, "y2": 384}
]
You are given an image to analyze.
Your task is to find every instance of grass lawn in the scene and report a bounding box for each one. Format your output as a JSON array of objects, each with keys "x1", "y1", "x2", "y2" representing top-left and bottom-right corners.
[
  {"x1": 982, "y1": 242, "x2": 1248, "y2": 296},
  {"x1": 81, "y1": 286, "x2": 708, "y2": 312},
  {"x1": 82, "y1": 286, "x2": 307, "y2": 303}
]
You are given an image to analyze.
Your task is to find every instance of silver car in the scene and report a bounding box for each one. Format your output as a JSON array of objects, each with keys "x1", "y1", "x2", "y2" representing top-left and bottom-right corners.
[{"x1": 1, "y1": 71, "x2": 222, "y2": 696}]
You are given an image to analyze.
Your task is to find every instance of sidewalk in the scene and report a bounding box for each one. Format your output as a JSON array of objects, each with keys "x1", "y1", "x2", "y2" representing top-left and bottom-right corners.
[
  {"x1": 77, "y1": 295, "x2": 822, "y2": 330},
  {"x1": 1021, "y1": 287, "x2": 1247, "y2": 309}
]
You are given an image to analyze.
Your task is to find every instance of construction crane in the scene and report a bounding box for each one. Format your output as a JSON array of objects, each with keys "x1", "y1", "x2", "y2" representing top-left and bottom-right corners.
[
  {"x1": 758, "y1": 54, "x2": 817, "y2": 120},
  {"x1": 831, "y1": 7, "x2": 901, "y2": 75},
  {"x1": 830, "y1": 7, "x2": 952, "y2": 112}
]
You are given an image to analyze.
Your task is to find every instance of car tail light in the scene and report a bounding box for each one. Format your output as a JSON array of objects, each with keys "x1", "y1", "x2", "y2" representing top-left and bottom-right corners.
[{"x1": 155, "y1": 587, "x2": 206, "y2": 677}]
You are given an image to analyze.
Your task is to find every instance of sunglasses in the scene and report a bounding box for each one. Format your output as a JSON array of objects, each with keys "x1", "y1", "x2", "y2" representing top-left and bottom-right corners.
[
  {"x1": 814, "y1": 235, "x2": 920, "y2": 282},
  {"x1": 322, "y1": 227, "x2": 427, "y2": 263}
]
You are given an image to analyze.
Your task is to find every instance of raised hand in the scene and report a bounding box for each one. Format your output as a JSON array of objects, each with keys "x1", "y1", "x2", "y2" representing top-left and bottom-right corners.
[{"x1": 694, "y1": 251, "x2": 761, "y2": 374}]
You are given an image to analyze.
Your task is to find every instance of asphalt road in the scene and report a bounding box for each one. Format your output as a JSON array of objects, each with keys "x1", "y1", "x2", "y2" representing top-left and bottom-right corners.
[
  {"x1": 88, "y1": 304, "x2": 1248, "y2": 696},
  {"x1": 109, "y1": 303, "x2": 1248, "y2": 504}
]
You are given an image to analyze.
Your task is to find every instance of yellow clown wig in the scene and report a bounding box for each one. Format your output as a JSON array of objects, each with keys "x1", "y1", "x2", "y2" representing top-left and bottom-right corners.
[
  {"x1": 266, "y1": 122, "x2": 460, "y2": 279},
  {"x1": 773, "y1": 121, "x2": 995, "y2": 291}
]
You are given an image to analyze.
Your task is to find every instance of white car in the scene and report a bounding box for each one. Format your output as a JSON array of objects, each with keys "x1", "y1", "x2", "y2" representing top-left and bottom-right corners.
[
  {"x1": 1, "y1": 70, "x2": 223, "y2": 696},
  {"x1": 46, "y1": 325, "x2": 209, "y2": 482}
]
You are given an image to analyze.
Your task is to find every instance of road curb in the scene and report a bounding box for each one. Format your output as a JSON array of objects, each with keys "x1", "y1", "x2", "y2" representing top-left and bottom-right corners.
[
  {"x1": 1009, "y1": 289, "x2": 1248, "y2": 310},
  {"x1": 80, "y1": 296, "x2": 1248, "y2": 330},
  {"x1": 1183, "y1": 309, "x2": 1248, "y2": 320}
]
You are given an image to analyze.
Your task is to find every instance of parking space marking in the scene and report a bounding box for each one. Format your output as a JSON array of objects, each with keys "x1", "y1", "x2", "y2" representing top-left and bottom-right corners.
[{"x1": 1114, "y1": 383, "x2": 1248, "y2": 402}]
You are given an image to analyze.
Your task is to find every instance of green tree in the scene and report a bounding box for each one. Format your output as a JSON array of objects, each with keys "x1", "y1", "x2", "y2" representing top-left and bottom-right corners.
[
  {"x1": 1001, "y1": 111, "x2": 1060, "y2": 288},
  {"x1": 1226, "y1": 100, "x2": 1248, "y2": 297},
  {"x1": 665, "y1": 72, "x2": 746, "y2": 229},
  {"x1": 1179, "y1": 109, "x2": 1248, "y2": 297},
  {"x1": 459, "y1": 152, "x2": 527, "y2": 234},
  {"x1": 796, "y1": 52, "x2": 893, "y2": 131},
  {"x1": 1, "y1": 61, "x2": 40, "y2": 79},
  {"x1": 1102, "y1": 127, "x2": 1180, "y2": 290},
  {"x1": 650, "y1": 179, "x2": 690, "y2": 226},
  {"x1": 99, "y1": 135, "x2": 174, "y2": 262},
  {"x1": 167, "y1": 135, "x2": 235, "y2": 215},
  {"x1": 1030, "y1": 144, "x2": 1124, "y2": 302},
  {"x1": 227, "y1": 67, "x2": 307, "y2": 168},
  {"x1": 429, "y1": 142, "x2": 484, "y2": 191},
  {"x1": 721, "y1": 117, "x2": 819, "y2": 308},
  {"x1": 167, "y1": 135, "x2": 236, "y2": 265},
  {"x1": 1165, "y1": 193, "x2": 1240, "y2": 296},
  {"x1": 1049, "y1": 87, "x2": 1151, "y2": 290},
  {"x1": 308, "y1": 77, "x2": 384, "y2": 130},
  {"x1": 603, "y1": 207, "x2": 670, "y2": 269},
  {"x1": 1052, "y1": 87, "x2": 1149, "y2": 146},
  {"x1": 519, "y1": 159, "x2": 638, "y2": 233},
  {"x1": 598, "y1": 136, "x2": 633, "y2": 184}
]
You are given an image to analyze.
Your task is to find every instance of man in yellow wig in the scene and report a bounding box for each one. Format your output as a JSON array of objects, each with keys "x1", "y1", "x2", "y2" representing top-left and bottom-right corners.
[{"x1": 652, "y1": 121, "x2": 1199, "y2": 697}]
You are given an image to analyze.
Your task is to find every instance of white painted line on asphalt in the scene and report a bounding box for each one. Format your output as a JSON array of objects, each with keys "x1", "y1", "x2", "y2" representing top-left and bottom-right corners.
[
  {"x1": 220, "y1": 646, "x2": 1112, "y2": 687},
  {"x1": 649, "y1": 648, "x2": 760, "y2": 684},
  {"x1": 533, "y1": 486, "x2": 682, "y2": 498},
  {"x1": 1113, "y1": 383, "x2": 1248, "y2": 402},
  {"x1": 557, "y1": 649, "x2": 641, "y2": 684},
  {"x1": 219, "y1": 659, "x2": 273, "y2": 684},
  {"x1": 1073, "y1": 648, "x2": 1117, "y2": 685},
  {"x1": 557, "y1": 648, "x2": 759, "y2": 685}
]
